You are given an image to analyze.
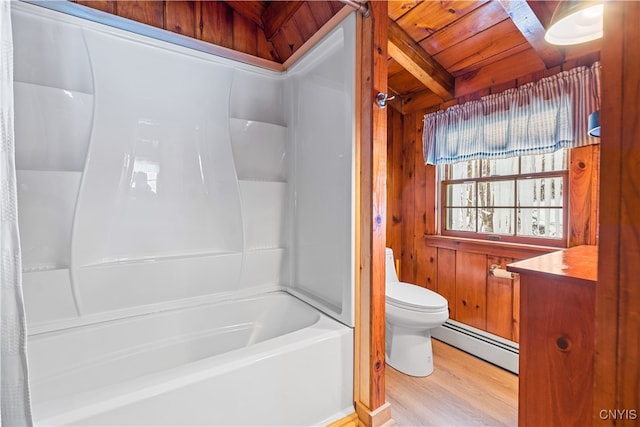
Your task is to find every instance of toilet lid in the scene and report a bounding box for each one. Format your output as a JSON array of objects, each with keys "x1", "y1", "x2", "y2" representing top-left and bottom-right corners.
[{"x1": 386, "y1": 281, "x2": 448, "y2": 311}]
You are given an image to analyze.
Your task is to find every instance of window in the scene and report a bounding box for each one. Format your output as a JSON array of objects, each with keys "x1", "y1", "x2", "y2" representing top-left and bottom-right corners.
[{"x1": 438, "y1": 150, "x2": 568, "y2": 246}]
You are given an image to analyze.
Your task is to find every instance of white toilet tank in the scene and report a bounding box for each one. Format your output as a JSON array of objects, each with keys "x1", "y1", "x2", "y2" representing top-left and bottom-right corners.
[{"x1": 385, "y1": 247, "x2": 400, "y2": 283}]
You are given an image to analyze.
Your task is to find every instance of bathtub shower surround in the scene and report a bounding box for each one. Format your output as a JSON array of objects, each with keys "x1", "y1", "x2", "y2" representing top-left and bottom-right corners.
[
  {"x1": 13, "y1": 1, "x2": 355, "y2": 425},
  {"x1": 0, "y1": 1, "x2": 32, "y2": 424}
]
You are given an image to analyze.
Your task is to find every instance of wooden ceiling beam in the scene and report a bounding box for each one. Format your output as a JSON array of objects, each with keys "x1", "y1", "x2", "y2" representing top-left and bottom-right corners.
[
  {"x1": 498, "y1": 0, "x2": 565, "y2": 68},
  {"x1": 387, "y1": 18, "x2": 455, "y2": 100},
  {"x1": 524, "y1": 0, "x2": 557, "y2": 28},
  {"x1": 262, "y1": 0, "x2": 304, "y2": 41},
  {"x1": 223, "y1": 1, "x2": 267, "y2": 29}
]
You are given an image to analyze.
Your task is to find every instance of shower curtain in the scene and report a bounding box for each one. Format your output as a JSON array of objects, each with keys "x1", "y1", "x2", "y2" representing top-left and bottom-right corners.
[{"x1": 0, "y1": 0, "x2": 32, "y2": 425}]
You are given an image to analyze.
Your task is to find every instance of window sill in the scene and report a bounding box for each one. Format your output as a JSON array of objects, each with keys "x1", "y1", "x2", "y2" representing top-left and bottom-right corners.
[{"x1": 424, "y1": 235, "x2": 560, "y2": 260}]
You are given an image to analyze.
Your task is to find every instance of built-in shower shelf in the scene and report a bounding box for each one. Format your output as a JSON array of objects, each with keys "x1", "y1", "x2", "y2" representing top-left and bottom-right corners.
[
  {"x1": 77, "y1": 250, "x2": 242, "y2": 269},
  {"x1": 23, "y1": 264, "x2": 70, "y2": 273},
  {"x1": 239, "y1": 178, "x2": 287, "y2": 183},
  {"x1": 228, "y1": 117, "x2": 287, "y2": 129},
  {"x1": 22, "y1": 268, "x2": 79, "y2": 328},
  {"x1": 229, "y1": 118, "x2": 287, "y2": 182}
]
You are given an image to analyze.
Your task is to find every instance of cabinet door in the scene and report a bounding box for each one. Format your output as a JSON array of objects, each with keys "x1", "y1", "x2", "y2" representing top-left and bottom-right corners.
[
  {"x1": 455, "y1": 251, "x2": 486, "y2": 330},
  {"x1": 519, "y1": 275, "x2": 595, "y2": 426}
]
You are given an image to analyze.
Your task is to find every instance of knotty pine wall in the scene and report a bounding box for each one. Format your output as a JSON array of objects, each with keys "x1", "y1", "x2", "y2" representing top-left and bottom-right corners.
[
  {"x1": 71, "y1": 0, "x2": 345, "y2": 63},
  {"x1": 386, "y1": 57, "x2": 601, "y2": 343}
]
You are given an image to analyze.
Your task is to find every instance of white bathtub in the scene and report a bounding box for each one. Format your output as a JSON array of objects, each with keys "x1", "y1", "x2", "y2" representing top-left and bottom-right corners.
[{"x1": 28, "y1": 291, "x2": 354, "y2": 426}]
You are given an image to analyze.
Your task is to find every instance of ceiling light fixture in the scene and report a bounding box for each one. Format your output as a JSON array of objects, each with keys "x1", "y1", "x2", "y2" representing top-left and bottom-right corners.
[{"x1": 545, "y1": 1, "x2": 604, "y2": 45}]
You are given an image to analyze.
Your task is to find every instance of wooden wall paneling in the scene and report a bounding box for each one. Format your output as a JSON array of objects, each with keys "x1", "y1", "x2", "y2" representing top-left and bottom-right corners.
[
  {"x1": 164, "y1": 1, "x2": 196, "y2": 38},
  {"x1": 355, "y1": 2, "x2": 390, "y2": 423},
  {"x1": 436, "y1": 248, "x2": 456, "y2": 319},
  {"x1": 270, "y1": 19, "x2": 305, "y2": 63},
  {"x1": 232, "y1": 11, "x2": 258, "y2": 56},
  {"x1": 423, "y1": 244, "x2": 438, "y2": 292},
  {"x1": 291, "y1": 2, "x2": 319, "y2": 41},
  {"x1": 486, "y1": 256, "x2": 515, "y2": 341},
  {"x1": 596, "y1": 1, "x2": 640, "y2": 424},
  {"x1": 281, "y1": 5, "x2": 352, "y2": 70},
  {"x1": 594, "y1": 1, "x2": 622, "y2": 421},
  {"x1": 256, "y1": 27, "x2": 279, "y2": 62},
  {"x1": 455, "y1": 48, "x2": 546, "y2": 98},
  {"x1": 73, "y1": 0, "x2": 116, "y2": 14},
  {"x1": 223, "y1": 1, "x2": 266, "y2": 28},
  {"x1": 489, "y1": 79, "x2": 516, "y2": 95},
  {"x1": 516, "y1": 68, "x2": 546, "y2": 87},
  {"x1": 425, "y1": 236, "x2": 556, "y2": 261},
  {"x1": 369, "y1": 0, "x2": 389, "y2": 402},
  {"x1": 512, "y1": 272, "x2": 520, "y2": 343},
  {"x1": 355, "y1": 4, "x2": 370, "y2": 413},
  {"x1": 413, "y1": 113, "x2": 429, "y2": 288},
  {"x1": 569, "y1": 145, "x2": 599, "y2": 247},
  {"x1": 543, "y1": 64, "x2": 563, "y2": 79},
  {"x1": 386, "y1": 108, "x2": 404, "y2": 269},
  {"x1": 116, "y1": 1, "x2": 164, "y2": 28},
  {"x1": 328, "y1": 1, "x2": 346, "y2": 14},
  {"x1": 400, "y1": 112, "x2": 417, "y2": 283},
  {"x1": 455, "y1": 251, "x2": 487, "y2": 330},
  {"x1": 589, "y1": 145, "x2": 600, "y2": 246},
  {"x1": 307, "y1": 1, "x2": 334, "y2": 28},
  {"x1": 199, "y1": 1, "x2": 234, "y2": 49},
  {"x1": 565, "y1": 39, "x2": 602, "y2": 63},
  {"x1": 424, "y1": 168, "x2": 437, "y2": 236},
  {"x1": 262, "y1": 0, "x2": 304, "y2": 40},
  {"x1": 611, "y1": 3, "x2": 640, "y2": 421},
  {"x1": 401, "y1": 90, "x2": 444, "y2": 115},
  {"x1": 455, "y1": 87, "x2": 490, "y2": 106}
]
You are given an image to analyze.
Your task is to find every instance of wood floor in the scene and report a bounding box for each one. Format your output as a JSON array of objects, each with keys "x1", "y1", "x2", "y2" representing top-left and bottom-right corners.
[{"x1": 386, "y1": 339, "x2": 518, "y2": 427}]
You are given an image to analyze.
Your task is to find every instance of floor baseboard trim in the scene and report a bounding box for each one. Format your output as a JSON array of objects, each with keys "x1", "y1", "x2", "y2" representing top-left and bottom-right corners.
[
  {"x1": 431, "y1": 319, "x2": 519, "y2": 374},
  {"x1": 355, "y1": 401, "x2": 393, "y2": 427}
]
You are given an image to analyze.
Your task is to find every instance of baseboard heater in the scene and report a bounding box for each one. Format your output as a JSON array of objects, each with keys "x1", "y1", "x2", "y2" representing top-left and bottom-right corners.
[{"x1": 431, "y1": 319, "x2": 519, "y2": 374}]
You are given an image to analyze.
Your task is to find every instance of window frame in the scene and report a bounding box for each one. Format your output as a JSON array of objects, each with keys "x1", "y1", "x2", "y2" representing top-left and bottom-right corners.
[{"x1": 439, "y1": 162, "x2": 569, "y2": 248}]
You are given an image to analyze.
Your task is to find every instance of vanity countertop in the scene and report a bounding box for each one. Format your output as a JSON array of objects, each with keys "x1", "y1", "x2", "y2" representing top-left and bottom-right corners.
[{"x1": 507, "y1": 245, "x2": 598, "y2": 283}]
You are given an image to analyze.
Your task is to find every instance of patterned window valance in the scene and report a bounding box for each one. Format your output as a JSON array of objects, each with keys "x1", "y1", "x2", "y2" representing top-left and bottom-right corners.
[{"x1": 423, "y1": 62, "x2": 601, "y2": 165}]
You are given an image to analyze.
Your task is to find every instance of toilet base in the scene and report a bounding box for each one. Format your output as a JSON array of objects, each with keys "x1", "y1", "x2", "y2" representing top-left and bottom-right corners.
[{"x1": 386, "y1": 324, "x2": 434, "y2": 377}]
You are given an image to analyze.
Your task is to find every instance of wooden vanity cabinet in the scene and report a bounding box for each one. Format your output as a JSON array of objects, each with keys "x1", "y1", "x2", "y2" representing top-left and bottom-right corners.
[{"x1": 508, "y1": 245, "x2": 597, "y2": 427}]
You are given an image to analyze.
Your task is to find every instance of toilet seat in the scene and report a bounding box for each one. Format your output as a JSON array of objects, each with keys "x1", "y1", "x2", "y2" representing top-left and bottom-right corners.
[{"x1": 386, "y1": 281, "x2": 448, "y2": 313}]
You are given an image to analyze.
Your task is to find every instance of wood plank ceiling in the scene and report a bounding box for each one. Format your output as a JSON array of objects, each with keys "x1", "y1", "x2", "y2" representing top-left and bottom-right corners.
[
  {"x1": 73, "y1": 0, "x2": 602, "y2": 114},
  {"x1": 386, "y1": 0, "x2": 600, "y2": 113}
]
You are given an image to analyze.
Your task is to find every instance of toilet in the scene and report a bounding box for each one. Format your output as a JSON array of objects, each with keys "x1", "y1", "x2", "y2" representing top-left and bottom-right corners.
[{"x1": 385, "y1": 247, "x2": 449, "y2": 377}]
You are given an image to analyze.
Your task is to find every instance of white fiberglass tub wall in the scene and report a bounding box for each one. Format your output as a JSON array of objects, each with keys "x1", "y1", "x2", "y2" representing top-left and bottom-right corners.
[{"x1": 13, "y1": 1, "x2": 355, "y2": 425}]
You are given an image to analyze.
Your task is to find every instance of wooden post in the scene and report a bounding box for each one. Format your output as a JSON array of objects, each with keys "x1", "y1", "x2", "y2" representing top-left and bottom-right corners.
[
  {"x1": 595, "y1": 1, "x2": 640, "y2": 425},
  {"x1": 355, "y1": 1, "x2": 391, "y2": 426}
]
